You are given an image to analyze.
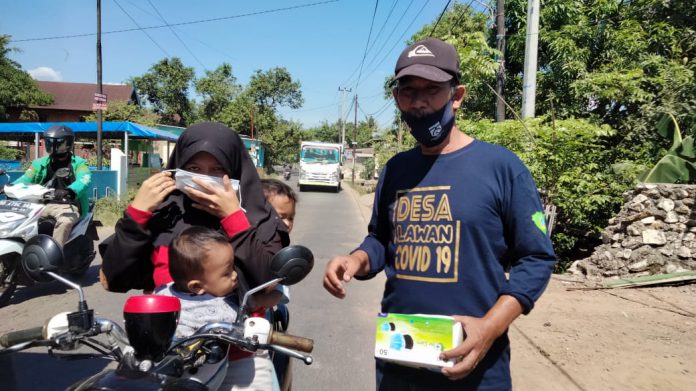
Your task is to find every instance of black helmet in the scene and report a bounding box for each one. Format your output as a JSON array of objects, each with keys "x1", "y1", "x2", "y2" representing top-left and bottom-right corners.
[{"x1": 44, "y1": 125, "x2": 75, "y2": 157}]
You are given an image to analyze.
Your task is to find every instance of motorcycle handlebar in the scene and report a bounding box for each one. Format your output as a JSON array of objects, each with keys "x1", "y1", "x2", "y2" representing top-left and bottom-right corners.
[
  {"x1": 268, "y1": 331, "x2": 314, "y2": 353},
  {"x1": 0, "y1": 326, "x2": 45, "y2": 348}
]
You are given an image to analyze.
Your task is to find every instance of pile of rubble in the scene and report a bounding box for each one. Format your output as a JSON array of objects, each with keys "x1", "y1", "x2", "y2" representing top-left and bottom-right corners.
[{"x1": 572, "y1": 184, "x2": 696, "y2": 279}]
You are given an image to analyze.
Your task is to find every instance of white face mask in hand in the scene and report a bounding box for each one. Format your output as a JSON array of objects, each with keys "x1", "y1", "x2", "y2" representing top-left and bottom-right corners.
[{"x1": 166, "y1": 169, "x2": 240, "y2": 193}]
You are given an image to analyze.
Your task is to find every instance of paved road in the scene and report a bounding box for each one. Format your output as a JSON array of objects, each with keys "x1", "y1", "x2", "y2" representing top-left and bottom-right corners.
[{"x1": 0, "y1": 180, "x2": 385, "y2": 390}]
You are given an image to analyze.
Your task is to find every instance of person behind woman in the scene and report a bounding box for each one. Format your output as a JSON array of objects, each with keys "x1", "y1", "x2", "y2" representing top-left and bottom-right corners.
[{"x1": 99, "y1": 121, "x2": 289, "y2": 293}]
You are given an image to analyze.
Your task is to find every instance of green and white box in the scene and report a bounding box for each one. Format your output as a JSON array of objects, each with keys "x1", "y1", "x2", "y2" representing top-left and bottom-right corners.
[{"x1": 374, "y1": 313, "x2": 464, "y2": 370}]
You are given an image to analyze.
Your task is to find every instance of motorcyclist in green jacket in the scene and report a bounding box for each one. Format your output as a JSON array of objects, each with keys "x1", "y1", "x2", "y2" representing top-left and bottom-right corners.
[{"x1": 13, "y1": 125, "x2": 91, "y2": 246}]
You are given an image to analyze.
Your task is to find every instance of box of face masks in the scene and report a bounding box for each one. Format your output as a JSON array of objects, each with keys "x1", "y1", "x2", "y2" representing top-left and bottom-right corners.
[{"x1": 374, "y1": 313, "x2": 464, "y2": 370}]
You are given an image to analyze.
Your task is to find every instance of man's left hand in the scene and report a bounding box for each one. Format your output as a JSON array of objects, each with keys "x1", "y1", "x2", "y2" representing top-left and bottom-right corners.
[
  {"x1": 439, "y1": 316, "x2": 496, "y2": 380},
  {"x1": 439, "y1": 296, "x2": 523, "y2": 381}
]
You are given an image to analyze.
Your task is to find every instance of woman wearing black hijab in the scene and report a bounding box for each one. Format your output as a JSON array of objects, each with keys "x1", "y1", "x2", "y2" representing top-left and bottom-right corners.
[{"x1": 99, "y1": 122, "x2": 288, "y2": 293}]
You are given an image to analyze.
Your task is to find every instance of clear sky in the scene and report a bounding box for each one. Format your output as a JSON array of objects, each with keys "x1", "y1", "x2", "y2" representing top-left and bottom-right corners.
[{"x1": 1, "y1": 0, "x2": 460, "y2": 130}]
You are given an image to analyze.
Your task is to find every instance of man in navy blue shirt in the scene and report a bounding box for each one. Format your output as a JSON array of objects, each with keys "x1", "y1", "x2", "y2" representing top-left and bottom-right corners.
[{"x1": 323, "y1": 38, "x2": 556, "y2": 390}]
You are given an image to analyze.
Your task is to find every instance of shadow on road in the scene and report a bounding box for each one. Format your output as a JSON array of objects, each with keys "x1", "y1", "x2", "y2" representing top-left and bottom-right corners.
[{"x1": 8, "y1": 264, "x2": 102, "y2": 306}]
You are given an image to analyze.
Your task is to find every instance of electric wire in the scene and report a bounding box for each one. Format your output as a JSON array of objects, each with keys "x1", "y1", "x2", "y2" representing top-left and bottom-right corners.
[
  {"x1": 447, "y1": 0, "x2": 477, "y2": 37},
  {"x1": 355, "y1": 0, "x2": 381, "y2": 92},
  {"x1": 147, "y1": 0, "x2": 207, "y2": 70},
  {"x1": 10, "y1": 0, "x2": 339, "y2": 43},
  {"x1": 339, "y1": 0, "x2": 399, "y2": 88},
  {"x1": 354, "y1": 0, "x2": 429, "y2": 86},
  {"x1": 428, "y1": 0, "x2": 453, "y2": 37},
  {"x1": 363, "y1": 0, "x2": 400, "y2": 67},
  {"x1": 113, "y1": 0, "x2": 170, "y2": 57},
  {"x1": 342, "y1": 0, "x2": 415, "y2": 88}
]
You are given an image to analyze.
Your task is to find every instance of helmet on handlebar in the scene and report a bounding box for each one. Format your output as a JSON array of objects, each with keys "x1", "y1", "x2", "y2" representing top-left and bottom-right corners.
[{"x1": 44, "y1": 125, "x2": 75, "y2": 158}]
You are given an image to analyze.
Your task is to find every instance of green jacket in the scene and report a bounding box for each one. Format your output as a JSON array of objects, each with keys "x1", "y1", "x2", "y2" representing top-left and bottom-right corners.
[{"x1": 13, "y1": 155, "x2": 92, "y2": 217}]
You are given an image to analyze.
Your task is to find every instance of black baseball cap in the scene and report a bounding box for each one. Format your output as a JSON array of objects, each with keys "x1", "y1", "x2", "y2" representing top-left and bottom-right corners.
[{"x1": 394, "y1": 38, "x2": 460, "y2": 83}]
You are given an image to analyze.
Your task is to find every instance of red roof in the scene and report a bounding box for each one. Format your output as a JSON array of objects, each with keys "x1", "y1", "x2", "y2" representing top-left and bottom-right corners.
[{"x1": 31, "y1": 81, "x2": 137, "y2": 111}]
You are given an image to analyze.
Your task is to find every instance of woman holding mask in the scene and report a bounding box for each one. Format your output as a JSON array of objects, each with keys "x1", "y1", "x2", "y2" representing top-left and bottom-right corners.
[{"x1": 99, "y1": 121, "x2": 288, "y2": 293}]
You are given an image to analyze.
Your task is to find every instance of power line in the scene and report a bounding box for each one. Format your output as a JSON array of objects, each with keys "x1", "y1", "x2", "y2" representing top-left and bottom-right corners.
[
  {"x1": 147, "y1": 0, "x2": 207, "y2": 70},
  {"x1": 429, "y1": 0, "x2": 453, "y2": 37},
  {"x1": 342, "y1": 0, "x2": 415, "y2": 88},
  {"x1": 355, "y1": 0, "x2": 381, "y2": 92},
  {"x1": 113, "y1": 0, "x2": 169, "y2": 57},
  {"x1": 364, "y1": 0, "x2": 400, "y2": 63},
  {"x1": 356, "y1": 0, "x2": 430, "y2": 85},
  {"x1": 10, "y1": 0, "x2": 339, "y2": 43}
]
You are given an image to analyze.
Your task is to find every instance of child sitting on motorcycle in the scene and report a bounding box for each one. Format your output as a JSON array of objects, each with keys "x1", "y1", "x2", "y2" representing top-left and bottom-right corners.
[
  {"x1": 157, "y1": 225, "x2": 278, "y2": 390},
  {"x1": 12, "y1": 125, "x2": 91, "y2": 246}
]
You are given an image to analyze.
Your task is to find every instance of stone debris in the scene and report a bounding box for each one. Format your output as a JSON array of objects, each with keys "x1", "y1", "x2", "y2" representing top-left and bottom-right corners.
[{"x1": 573, "y1": 184, "x2": 696, "y2": 279}]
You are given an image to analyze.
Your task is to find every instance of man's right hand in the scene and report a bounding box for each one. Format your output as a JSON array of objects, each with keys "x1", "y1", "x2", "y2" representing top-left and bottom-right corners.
[
  {"x1": 131, "y1": 171, "x2": 177, "y2": 212},
  {"x1": 323, "y1": 251, "x2": 370, "y2": 299}
]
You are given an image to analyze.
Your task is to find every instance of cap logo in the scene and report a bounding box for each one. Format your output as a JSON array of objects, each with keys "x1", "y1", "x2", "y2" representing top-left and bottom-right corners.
[{"x1": 408, "y1": 45, "x2": 435, "y2": 58}]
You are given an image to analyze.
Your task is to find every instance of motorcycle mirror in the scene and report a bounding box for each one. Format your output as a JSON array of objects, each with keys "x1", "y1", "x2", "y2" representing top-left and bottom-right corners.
[
  {"x1": 21, "y1": 234, "x2": 64, "y2": 283},
  {"x1": 270, "y1": 245, "x2": 314, "y2": 285},
  {"x1": 55, "y1": 167, "x2": 71, "y2": 179}
]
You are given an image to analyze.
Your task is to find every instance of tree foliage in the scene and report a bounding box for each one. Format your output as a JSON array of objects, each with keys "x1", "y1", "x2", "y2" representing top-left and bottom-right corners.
[
  {"x1": 465, "y1": 117, "x2": 641, "y2": 268},
  {"x1": 261, "y1": 119, "x2": 303, "y2": 167},
  {"x1": 0, "y1": 35, "x2": 53, "y2": 121},
  {"x1": 131, "y1": 57, "x2": 195, "y2": 126},
  {"x1": 503, "y1": 0, "x2": 696, "y2": 137},
  {"x1": 195, "y1": 63, "x2": 241, "y2": 121},
  {"x1": 248, "y1": 67, "x2": 303, "y2": 112}
]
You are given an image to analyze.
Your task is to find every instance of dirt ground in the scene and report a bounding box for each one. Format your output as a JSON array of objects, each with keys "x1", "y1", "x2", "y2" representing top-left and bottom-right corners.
[
  {"x1": 511, "y1": 277, "x2": 696, "y2": 390},
  {"x1": 350, "y1": 188, "x2": 696, "y2": 391}
]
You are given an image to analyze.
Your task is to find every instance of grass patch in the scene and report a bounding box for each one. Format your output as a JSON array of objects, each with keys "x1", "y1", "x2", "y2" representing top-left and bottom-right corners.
[{"x1": 95, "y1": 189, "x2": 136, "y2": 227}]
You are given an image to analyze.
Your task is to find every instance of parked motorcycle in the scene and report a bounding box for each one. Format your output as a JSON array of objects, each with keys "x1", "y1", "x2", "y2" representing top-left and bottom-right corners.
[
  {"x1": 0, "y1": 236, "x2": 315, "y2": 390},
  {"x1": 0, "y1": 168, "x2": 98, "y2": 307}
]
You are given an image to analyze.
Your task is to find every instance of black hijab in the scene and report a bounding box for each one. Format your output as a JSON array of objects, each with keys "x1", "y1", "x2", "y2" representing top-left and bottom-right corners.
[{"x1": 150, "y1": 122, "x2": 278, "y2": 247}]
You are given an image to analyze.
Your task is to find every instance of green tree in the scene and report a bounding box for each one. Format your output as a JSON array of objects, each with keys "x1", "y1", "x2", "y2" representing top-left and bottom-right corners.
[
  {"x1": 0, "y1": 35, "x2": 53, "y2": 121},
  {"x1": 503, "y1": 0, "x2": 696, "y2": 138},
  {"x1": 194, "y1": 63, "x2": 241, "y2": 121},
  {"x1": 248, "y1": 67, "x2": 304, "y2": 114},
  {"x1": 261, "y1": 119, "x2": 303, "y2": 167},
  {"x1": 303, "y1": 121, "x2": 341, "y2": 143},
  {"x1": 217, "y1": 90, "x2": 276, "y2": 138},
  {"x1": 131, "y1": 57, "x2": 195, "y2": 126},
  {"x1": 84, "y1": 100, "x2": 160, "y2": 126}
]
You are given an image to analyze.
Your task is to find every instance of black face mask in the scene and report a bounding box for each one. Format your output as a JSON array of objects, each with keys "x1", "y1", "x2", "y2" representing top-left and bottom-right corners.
[{"x1": 401, "y1": 100, "x2": 455, "y2": 148}]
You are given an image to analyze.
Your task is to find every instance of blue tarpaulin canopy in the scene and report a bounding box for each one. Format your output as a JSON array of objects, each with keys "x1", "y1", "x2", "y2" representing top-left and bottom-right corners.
[{"x1": 0, "y1": 121, "x2": 178, "y2": 141}]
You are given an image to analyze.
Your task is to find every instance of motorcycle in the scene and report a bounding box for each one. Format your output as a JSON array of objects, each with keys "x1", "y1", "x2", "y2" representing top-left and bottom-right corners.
[
  {"x1": 0, "y1": 235, "x2": 315, "y2": 390},
  {"x1": 0, "y1": 167, "x2": 98, "y2": 307},
  {"x1": 283, "y1": 165, "x2": 292, "y2": 181}
]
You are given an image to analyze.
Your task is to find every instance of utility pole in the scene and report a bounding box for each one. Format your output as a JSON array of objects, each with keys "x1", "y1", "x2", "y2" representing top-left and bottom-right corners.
[
  {"x1": 338, "y1": 87, "x2": 352, "y2": 147},
  {"x1": 352, "y1": 94, "x2": 358, "y2": 184},
  {"x1": 96, "y1": 0, "x2": 104, "y2": 169},
  {"x1": 495, "y1": 0, "x2": 506, "y2": 122},
  {"x1": 521, "y1": 0, "x2": 540, "y2": 118},
  {"x1": 250, "y1": 107, "x2": 255, "y2": 139}
]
